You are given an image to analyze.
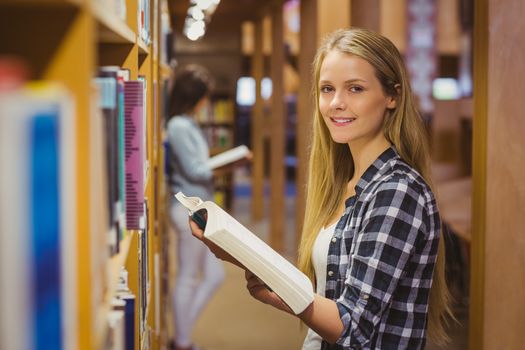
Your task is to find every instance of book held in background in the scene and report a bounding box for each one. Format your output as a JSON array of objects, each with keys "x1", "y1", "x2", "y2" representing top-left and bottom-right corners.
[
  {"x1": 207, "y1": 145, "x2": 250, "y2": 170},
  {"x1": 174, "y1": 192, "x2": 314, "y2": 315}
]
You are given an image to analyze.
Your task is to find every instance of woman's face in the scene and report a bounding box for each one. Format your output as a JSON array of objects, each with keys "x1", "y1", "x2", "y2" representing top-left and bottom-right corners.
[{"x1": 318, "y1": 50, "x2": 396, "y2": 148}]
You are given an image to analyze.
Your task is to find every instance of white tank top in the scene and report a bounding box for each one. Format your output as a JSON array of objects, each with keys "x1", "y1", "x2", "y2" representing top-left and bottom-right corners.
[{"x1": 301, "y1": 222, "x2": 337, "y2": 350}]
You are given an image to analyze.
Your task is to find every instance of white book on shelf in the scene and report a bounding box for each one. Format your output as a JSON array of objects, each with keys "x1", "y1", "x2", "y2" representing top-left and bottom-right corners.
[
  {"x1": 174, "y1": 192, "x2": 314, "y2": 315},
  {"x1": 0, "y1": 83, "x2": 77, "y2": 350},
  {"x1": 207, "y1": 144, "x2": 250, "y2": 170}
]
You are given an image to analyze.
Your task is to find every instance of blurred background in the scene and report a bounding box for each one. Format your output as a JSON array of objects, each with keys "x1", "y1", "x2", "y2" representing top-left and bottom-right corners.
[{"x1": 0, "y1": 0, "x2": 523, "y2": 349}]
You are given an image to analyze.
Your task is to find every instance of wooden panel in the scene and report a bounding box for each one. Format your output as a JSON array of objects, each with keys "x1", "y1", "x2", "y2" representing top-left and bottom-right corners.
[
  {"x1": 0, "y1": 6, "x2": 78, "y2": 78},
  {"x1": 432, "y1": 100, "x2": 462, "y2": 163},
  {"x1": 483, "y1": 0, "x2": 525, "y2": 347},
  {"x1": 269, "y1": 1, "x2": 285, "y2": 252},
  {"x1": 469, "y1": 0, "x2": 487, "y2": 347},
  {"x1": 295, "y1": 0, "x2": 317, "y2": 247},
  {"x1": 351, "y1": 0, "x2": 380, "y2": 31},
  {"x1": 380, "y1": 0, "x2": 406, "y2": 53},
  {"x1": 437, "y1": 0, "x2": 461, "y2": 54},
  {"x1": 435, "y1": 177, "x2": 471, "y2": 242},
  {"x1": 251, "y1": 18, "x2": 265, "y2": 221},
  {"x1": 317, "y1": 0, "x2": 350, "y2": 44}
]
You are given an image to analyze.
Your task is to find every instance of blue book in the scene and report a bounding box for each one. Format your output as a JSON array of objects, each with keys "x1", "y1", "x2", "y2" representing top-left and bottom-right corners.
[
  {"x1": 0, "y1": 83, "x2": 77, "y2": 350},
  {"x1": 31, "y1": 112, "x2": 62, "y2": 350},
  {"x1": 118, "y1": 293, "x2": 136, "y2": 350}
]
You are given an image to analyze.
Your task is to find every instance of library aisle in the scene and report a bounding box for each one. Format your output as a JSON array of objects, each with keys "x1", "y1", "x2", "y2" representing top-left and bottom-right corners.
[{"x1": 165, "y1": 168, "x2": 305, "y2": 350}]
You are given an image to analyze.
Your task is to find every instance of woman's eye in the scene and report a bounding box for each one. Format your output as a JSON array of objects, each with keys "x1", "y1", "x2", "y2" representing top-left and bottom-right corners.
[
  {"x1": 320, "y1": 86, "x2": 333, "y2": 93},
  {"x1": 349, "y1": 86, "x2": 364, "y2": 93}
]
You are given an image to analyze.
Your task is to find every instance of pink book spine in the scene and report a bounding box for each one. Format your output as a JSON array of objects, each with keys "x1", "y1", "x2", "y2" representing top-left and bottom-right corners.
[{"x1": 124, "y1": 80, "x2": 144, "y2": 229}]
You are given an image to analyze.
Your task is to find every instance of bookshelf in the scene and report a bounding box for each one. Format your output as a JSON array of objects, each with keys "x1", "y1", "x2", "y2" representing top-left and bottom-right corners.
[
  {"x1": 0, "y1": 0, "x2": 172, "y2": 349},
  {"x1": 195, "y1": 94, "x2": 236, "y2": 208}
]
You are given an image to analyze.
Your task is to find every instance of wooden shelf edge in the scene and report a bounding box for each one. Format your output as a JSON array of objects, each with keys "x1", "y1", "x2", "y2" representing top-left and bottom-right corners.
[
  {"x1": 139, "y1": 290, "x2": 152, "y2": 348},
  {"x1": 137, "y1": 38, "x2": 150, "y2": 55},
  {"x1": 160, "y1": 62, "x2": 172, "y2": 79},
  {"x1": 144, "y1": 164, "x2": 151, "y2": 194},
  {"x1": 92, "y1": 2, "x2": 135, "y2": 44},
  {"x1": 199, "y1": 121, "x2": 235, "y2": 127},
  {"x1": 93, "y1": 231, "x2": 134, "y2": 347},
  {"x1": 106, "y1": 232, "x2": 134, "y2": 299}
]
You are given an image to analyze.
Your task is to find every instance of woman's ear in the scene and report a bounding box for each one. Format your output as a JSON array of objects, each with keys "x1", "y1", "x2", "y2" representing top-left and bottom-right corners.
[{"x1": 386, "y1": 83, "x2": 401, "y2": 109}]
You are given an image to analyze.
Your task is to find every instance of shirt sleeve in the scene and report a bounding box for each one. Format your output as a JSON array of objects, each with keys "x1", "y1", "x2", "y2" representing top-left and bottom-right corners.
[
  {"x1": 167, "y1": 119, "x2": 213, "y2": 182},
  {"x1": 335, "y1": 178, "x2": 430, "y2": 348}
]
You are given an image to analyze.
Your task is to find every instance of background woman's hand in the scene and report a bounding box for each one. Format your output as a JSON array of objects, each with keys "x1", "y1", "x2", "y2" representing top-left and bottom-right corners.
[
  {"x1": 245, "y1": 270, "x2": 293, "y2": 314},
  {"x1": 212, "y1": 150, "x2": 253, "y2": 177},
  {"x1": 188, "y1": 219, "x2": 245, "y2": 268}
]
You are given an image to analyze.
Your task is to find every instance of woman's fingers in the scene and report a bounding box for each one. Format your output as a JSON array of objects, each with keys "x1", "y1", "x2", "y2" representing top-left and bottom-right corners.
[
  {"x1": 245, "y1": 271, "x2": 271, "y2": 301},
  {"x1": 244, "y1": 270, "x2": 293, "y2": 314},
  {"x1": 189, "y1": 218, "x2": 204, "y2": 239}
]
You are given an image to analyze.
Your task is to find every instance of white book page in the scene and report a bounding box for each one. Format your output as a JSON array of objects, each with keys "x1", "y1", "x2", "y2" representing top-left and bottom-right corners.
[{"x1": 207, "y1": 145, "x2": 249, "y2": 170}]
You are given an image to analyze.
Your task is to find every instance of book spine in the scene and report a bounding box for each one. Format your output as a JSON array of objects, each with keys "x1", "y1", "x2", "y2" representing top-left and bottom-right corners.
[
  {"x1": 119, "y1": 294, "x2": 136, "y2": 350},
  {"x1": 31, "y1": 112, "x2": 63, "y2": 350},
  {"x1": 94, "y1": 77, "x2": 120, "y2": 254},
  {"x1": 124, "y1": 80, "x2": 145, "y2": 230},
  {"x1": 0, "y1": 92, "x2": 33, "y2": 350},
  {"x1": 117, "y1": 72, "x2": 127, "y2": 233}
]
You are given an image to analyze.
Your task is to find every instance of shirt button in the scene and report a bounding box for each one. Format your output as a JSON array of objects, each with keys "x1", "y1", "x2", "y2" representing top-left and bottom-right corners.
[
  {"x1": 331, "y1": 237, "x2": 337, "y2": 243},
  {"x1": 361, "y1": 293, "x2": 369, "y2": 300},
  {"x1": 328, "y1": 271, "x2": 334, "y2": 277}
]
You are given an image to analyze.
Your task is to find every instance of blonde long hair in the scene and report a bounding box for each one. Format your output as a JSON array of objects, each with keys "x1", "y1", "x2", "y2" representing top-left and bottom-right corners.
[{"x1": 297, "y1": 28, "x2": 452, "y2": 344}]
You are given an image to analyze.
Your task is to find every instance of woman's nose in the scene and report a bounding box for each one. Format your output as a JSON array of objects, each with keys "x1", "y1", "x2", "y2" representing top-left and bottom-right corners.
[{"x1": 330, "y1": 91, "x2": 346, "y2": 110}]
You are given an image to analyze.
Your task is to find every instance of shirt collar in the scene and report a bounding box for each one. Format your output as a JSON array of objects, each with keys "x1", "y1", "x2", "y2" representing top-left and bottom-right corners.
[{"x1": 354, "y1": 145, "x2": 399, "y2": 196}]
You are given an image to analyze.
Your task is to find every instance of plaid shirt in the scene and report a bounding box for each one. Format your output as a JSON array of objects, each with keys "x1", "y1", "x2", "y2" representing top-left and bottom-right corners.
[{"x1": 321, "y1": 146, "x2": 440, "y2": 350}]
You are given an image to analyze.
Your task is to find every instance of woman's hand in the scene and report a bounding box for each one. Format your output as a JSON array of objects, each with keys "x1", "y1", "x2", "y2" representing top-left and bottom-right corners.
[
  {"x1": 212, "y1": 150, "x2": 253, "y2": 177},
  {"x1": 188, "y1": 218, "x2": 245, "y2": 269},
  {"x1": 245, "y1": 270, "x2": 293, "y2": 314}
]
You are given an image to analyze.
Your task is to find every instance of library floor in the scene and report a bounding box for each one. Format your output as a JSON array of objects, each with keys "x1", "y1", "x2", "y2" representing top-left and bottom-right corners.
[{"x1": 165, "y1": 169, "x2": 469, "y2": 350}]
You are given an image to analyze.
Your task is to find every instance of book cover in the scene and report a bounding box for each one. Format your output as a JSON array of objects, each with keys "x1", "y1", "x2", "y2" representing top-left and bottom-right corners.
[
  {"x1": 107, "y1": 310, "x2": 125, "y2": 350},
  {"x1": 100, "y1": 66, "x2": 128, "y2": 235},
  {"x1": 116, "y1": 293, "x2": 136, "y2": 350},
  {"x1": 207, "y1": 144, "x2": 250, "y2": 170},
  {"x1": 94, "y1": 76, "x2": 119, "y2": 255},
  {"x1": 0, "y1": 83, "x2": 77, "y2": 350},
  {"x1": 89, "y1": 82, "x2": 110, "y2": 327},
  {"x1": 124, "y1": 80, "x2": 145, "y2": 230},
  {"x1": 174, "y1": 192, "x2": 314, "y2": 315}
]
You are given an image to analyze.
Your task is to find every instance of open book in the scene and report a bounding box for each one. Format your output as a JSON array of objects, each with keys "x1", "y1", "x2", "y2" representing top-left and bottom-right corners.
[
  {"x1": 174, "y1": 192, "x2": 314, "y2": 315},
  {"x1": 208, "y1": 145, "x2": 250, "y2": 170}
]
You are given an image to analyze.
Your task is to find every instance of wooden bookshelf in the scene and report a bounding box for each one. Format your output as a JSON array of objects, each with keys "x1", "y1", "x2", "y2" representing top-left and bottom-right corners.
[
  {"x1": 0, "y1": 0, "x2": 172, "y2": 349},
  {"x1": 93, "y1": 3, "x2": 136, "y2": 44},
  {"x1": 196, "y1": 96, "x2": 237, "y2": 209}
]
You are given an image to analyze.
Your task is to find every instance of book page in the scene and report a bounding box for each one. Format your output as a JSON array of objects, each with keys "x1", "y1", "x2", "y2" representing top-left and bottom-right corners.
[
  {"x1": 207, "y1": 145, "x2": 249, "y2": 170},
  {"x1": 174, "y1": 192, "x2": 314, "y2": 314}
]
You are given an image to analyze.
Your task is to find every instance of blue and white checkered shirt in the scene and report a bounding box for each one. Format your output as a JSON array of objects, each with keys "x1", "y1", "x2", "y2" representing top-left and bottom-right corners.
[{"x1": 321, "y1": 146, "x2": 440, "y2": 350}]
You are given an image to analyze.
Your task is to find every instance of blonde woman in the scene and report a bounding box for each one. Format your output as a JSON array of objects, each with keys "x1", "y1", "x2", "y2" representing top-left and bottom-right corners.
[{"x1": 190, "y1": 28, "x2": 451, "y2": 349}]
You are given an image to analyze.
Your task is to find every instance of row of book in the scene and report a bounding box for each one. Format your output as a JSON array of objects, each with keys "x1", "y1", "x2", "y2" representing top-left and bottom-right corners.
[
  {"x1": 195, "y1": 98, "x2": 235, "y2": 124},
  {"x1": 95, "y1": 0, "x2": 127, "y2": 21},
  {"x1": 160, "y1": 0, "x2": 174, "y2": 66},
  {"x1": 138, "y1": 0, "x2": 152, "y2": 45},
  {"x1": 0, "y1": 64, "x2": 150, "y2": 348},
  {"x1": 94, "y1": 66, "x2": 149, "y2": 256},
  {"x1": 93, "y1": 65, "x2": 154, "y2": 350},
  {"x1": 105, "y1": 268, "x2": 136, "y2": 350},
  {"x1": 92, "y1": 0, "x2": 150, "y2": 46},
  {"x1": 202, "y1": 125, "x2": 234, "y2": 149}
]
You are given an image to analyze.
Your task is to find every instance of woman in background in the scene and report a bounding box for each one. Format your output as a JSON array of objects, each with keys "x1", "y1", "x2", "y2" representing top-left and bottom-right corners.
[
  {"x1": 165, "y1": 64, "x2": 224, "y2": 350},
  {"x1": 190, "y1": 28, "x2": 452, "y2": 349}
]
